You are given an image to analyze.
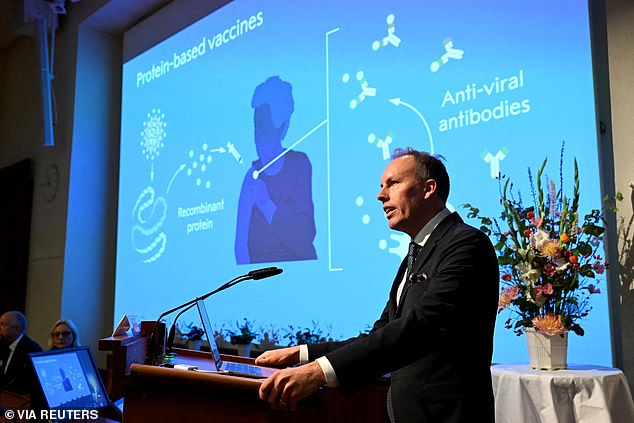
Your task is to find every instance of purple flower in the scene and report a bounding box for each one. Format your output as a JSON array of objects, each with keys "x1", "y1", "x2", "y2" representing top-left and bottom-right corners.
[{"x1": 592, "y1": 262, "x2": 606, "y2": 275}]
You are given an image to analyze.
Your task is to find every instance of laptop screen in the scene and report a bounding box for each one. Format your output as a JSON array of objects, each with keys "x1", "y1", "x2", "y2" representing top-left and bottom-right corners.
[
  {"x1": 29, "y1": 347, "x2": 110, "y2": 410},
  {"x1": 196, "y1": 300, "x2": 223, "y2": 366}
]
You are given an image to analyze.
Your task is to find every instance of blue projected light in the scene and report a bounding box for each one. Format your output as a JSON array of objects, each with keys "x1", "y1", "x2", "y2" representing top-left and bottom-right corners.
[{"x1": 116, "y1": 0, "x2": 609, "y2": 365}]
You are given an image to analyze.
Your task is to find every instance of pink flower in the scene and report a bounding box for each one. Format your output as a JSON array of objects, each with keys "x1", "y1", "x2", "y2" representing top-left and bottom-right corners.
[
  {"x1": 592, "y1": 262, "x2": 606, "y2": 275},
  {"x1": 498, "y1": 286, "x2": 520, "y2": 312},
  {"x1": 533, "y1": 286, "x2": 543, "y2": 297},
  {"x1": 530, "y1": 217, "x2": 544, "y2": 227},
  {"x1": 542, "y1": 283, "x2": 554, "y2": 295},
  {"x1": 543, "y1": 262, "x2": 556, "y2": 276}
]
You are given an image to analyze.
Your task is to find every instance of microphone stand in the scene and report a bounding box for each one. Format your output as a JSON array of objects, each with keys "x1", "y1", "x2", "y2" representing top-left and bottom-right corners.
[
  {"x1": 164, "y1": 273, "x2": 258, "y2": 355},
  {"x1": 165, "y1": 303, "x2": 196, "y2": 355},
  {"x1": 145, "y1": 273, "x2": 251, "y2": 364}
]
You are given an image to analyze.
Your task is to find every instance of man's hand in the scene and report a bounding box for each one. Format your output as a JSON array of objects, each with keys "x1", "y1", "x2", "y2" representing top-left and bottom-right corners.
[
  {"x1": 255, "y1": 346, "x2": 300, "y2": 367},
  {"x1": 258, "y1": 361, "x2": 326, "y2": 411}
]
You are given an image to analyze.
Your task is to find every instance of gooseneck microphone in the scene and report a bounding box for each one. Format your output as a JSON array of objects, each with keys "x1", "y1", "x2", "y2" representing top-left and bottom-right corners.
[
  {"x1": 248, "y1": 266, "x2": 283, "y2": 280},
  {"x1": 145, "y1": 267, "x2": 283, "y2": 364}
]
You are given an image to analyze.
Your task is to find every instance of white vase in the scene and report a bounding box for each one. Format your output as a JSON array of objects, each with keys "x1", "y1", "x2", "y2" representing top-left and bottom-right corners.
[
  {"x1": 525, "y1": 328, "x2": 568, "y2": 370},
  {"x1": 234, "y1": 343, "x2": 252, "y2": 357}
]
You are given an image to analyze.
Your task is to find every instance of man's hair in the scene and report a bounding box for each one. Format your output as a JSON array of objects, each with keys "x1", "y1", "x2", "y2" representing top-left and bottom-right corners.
[
  {"x1": 251, "y1": 76, "x2": 294, "y2": 139},
  {"x1": 7, "y1": 311, "x2": 27, "y2": 334},
  {"x1": 392, "y1": 147, "x2": 450, "y2": 203}
]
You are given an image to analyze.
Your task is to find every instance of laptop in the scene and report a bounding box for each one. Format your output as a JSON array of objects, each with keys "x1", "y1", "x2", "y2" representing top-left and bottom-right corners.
[
  {"x1": 29, "y1": 347, "x2": 124, "y2": 421},
  {"x1": 196, "y1": 299, "x2": 277, "y2": 379}
]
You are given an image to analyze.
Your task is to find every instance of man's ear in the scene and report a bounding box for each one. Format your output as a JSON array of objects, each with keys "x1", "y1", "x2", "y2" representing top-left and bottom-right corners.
[{"x1": 423, "y1": 179, "x2": 437, "y2": 199}]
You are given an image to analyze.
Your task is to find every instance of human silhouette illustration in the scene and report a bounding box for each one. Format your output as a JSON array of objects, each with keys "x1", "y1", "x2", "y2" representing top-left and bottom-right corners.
[
  {"x1": 235, "y1": 76, "x2": 317, "y2": 264},
  {"x1": 59, "y1": 368, "x2": 73, "y2": 392}
]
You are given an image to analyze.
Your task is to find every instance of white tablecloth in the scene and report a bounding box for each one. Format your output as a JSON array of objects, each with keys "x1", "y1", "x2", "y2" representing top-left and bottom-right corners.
[{"x1": 491, "y1": 364, "x2": 634, "y2": 423}]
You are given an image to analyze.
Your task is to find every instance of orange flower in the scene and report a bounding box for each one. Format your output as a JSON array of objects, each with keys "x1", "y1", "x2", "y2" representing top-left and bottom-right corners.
[
  {"x1": 560, "y1": 233, "x2": 570, "y2": 243},
  {"x1": 526, "y1": 211, "x2": 535, "y2": 219},
  {"x1": 524, "y1": 229, "x2": 532, "y2": 238},
  {"x1": 569, "y1": 255, "x2": 578, "y2": 264},
  {"x1": 532, "y1": 314, "x2": 566, "y2": 335},
  {"x1": 539, "y1": 240, "x2": 562, "y2": 258}
]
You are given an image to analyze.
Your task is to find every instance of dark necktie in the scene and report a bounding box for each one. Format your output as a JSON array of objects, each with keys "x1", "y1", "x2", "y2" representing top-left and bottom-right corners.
[{"x1": 406, "y1": 241, "x2": 420, "y2": 282}]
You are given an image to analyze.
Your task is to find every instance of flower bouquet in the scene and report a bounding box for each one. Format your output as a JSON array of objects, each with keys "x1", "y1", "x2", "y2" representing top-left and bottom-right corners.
[{"x1": 465, "y1": 150, "x2": 614, "y2": 338}]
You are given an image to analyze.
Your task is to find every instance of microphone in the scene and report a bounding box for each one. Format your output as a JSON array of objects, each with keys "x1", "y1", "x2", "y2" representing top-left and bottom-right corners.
[
  {"x1": 146, "y1": 267, "x2": 283, "y2": 363},
  {"x1": 248, "y1": 266, "x2": 283, "y2": 280}
]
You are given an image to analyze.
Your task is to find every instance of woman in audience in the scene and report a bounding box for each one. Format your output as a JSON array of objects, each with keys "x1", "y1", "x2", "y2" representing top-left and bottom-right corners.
[{"x1": 48, "y1": 319, "x2": 81, "y2": 350}]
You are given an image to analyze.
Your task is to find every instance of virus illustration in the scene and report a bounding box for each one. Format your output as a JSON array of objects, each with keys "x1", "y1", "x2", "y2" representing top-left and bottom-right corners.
[{"x1": 140, "y1": 109, "x2": 167, "y2": 160}]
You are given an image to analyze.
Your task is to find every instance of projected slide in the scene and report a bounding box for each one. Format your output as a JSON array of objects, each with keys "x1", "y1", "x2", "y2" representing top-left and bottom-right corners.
[
  {"x1": 33, "y1": 354, "x2": 94, "y2": 408},
  {"x1": 117, "y1": 0, "x2": 609, "y2": 365}
]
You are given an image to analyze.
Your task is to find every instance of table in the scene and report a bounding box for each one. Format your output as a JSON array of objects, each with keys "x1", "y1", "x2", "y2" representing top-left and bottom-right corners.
[{"x1": 491, "y1": 364, "x2": 634, "y2": 423}]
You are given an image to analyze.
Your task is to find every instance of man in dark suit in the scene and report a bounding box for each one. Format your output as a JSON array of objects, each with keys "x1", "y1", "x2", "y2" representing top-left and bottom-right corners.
[
  {"x1": 256, "y1": 148, "x2": 499, "y2": 422},
  {"x1": 0, "y1": 311, "x2": 43, "y2": 396}
]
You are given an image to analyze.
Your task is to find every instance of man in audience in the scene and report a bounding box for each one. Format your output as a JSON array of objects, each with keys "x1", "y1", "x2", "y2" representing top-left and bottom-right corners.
[{"x1": 0, "y1": 310, "x2": 43, "y2": 395}]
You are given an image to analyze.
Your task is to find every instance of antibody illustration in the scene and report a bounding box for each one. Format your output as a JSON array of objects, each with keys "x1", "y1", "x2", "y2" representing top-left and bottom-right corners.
[
  {"x1": 368, "y1": 131, "x2": 394, "y2": 160},
  {"x1": 482, "y1": 147, "x2": 508, "y2": 179},
  {"x1": 372, "y1": 14, "x2": 401, "y2": 51},
  {"x1": 140, "y1": 109, "x2": 167, "y2": 160},
  {"x1": 430, "y1": 38, "x2": 464, "y2": 72},
  {"x1": 343, "y1": 71, "x2": 377, "y2": 110}
]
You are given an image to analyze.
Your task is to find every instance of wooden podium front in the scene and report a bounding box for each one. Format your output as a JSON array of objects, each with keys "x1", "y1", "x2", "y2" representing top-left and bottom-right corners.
[{"x1": 123, "y1": 349, "x2": 389, "y2": 423}]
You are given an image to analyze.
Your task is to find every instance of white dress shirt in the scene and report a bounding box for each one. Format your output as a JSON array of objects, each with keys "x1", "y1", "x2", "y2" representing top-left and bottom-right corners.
[{"x1": 2, "y1": 334, "x2": 23, "y2": 374}]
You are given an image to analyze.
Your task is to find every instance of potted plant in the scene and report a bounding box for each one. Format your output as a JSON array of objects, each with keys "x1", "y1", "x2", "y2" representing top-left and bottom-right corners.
[
  {"x1": 213, "y1": 322, "x2": 230, "y2": 350},
  {"x1": 282, "y1": 321, "x2": 332, "y2": 346},
  {"x1": 182, "y1": 324, "x2": 205, "y2": 351},
  {"x1": 226, "y1": 318, "x2": 258, "y2": 357},
  {"x1": 464, "y1": 146, "x2": 618, "y2": 369},
  {"x1": 257, "y1": 324, "x2": 281, "y2": 351}
]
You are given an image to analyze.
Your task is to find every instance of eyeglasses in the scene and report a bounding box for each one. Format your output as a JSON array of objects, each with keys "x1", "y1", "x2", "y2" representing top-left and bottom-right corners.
[{"x1": 53, "y1": 331, "x2": 72, "y2": 337}]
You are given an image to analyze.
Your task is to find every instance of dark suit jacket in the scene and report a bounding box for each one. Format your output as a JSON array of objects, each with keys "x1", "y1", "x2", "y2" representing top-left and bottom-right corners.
[
  {"x1": 309, "y1": 212, "x2": 499, "y2": 423},
  {"x1": 1, "y1": 335, "x2": 43, "y2": 396}
]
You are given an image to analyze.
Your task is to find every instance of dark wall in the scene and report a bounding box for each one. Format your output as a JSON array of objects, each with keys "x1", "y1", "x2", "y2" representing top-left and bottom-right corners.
[{"x1": 0, "y1": 159, "x2": 32, "y2": 313}]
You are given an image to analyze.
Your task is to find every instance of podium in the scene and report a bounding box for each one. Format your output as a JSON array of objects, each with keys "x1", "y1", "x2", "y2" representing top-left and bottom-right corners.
[
  {"x1": 98, "y1": 321, "x2": 159, "y2": 400},
  {"x1": 99, "y1": 329, "x2": 389, "y2": 423},
  {"x1": 124, "y1": 348, "x2": 388, "y2": 423}
]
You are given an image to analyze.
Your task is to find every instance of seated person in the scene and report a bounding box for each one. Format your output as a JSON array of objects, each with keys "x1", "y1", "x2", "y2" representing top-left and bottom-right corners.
[
  {"x1": 0, "y1": 311, "x2": 43, "y2": 395},
  {"x1": 48, "y1": 319, "x2": 81, "y2": 350}
]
